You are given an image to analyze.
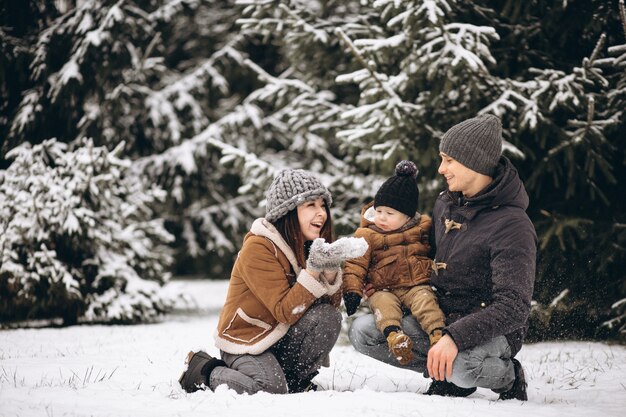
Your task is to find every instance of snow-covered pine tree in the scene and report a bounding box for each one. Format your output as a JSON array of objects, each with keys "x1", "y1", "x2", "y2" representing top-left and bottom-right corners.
[
  {"x1": 134, "y1": 0, "x2": 386, "y2": 262},
  {"x1": 333, "y1": 0, "x2": 504, "y2": 199},
  {"x1": 3, "y1": 0, "x2": 625, "y2": 339},
  {"x1": 481, "y1": 0, "x2": 626, "y2": 340},
  {"x1": 0, "y1": 139, "x2": 174, "y2": 325},
  {"x1": 595, "y1": 0, "x2": 626, "y2": 341},
  {"x1": 1, "y1": 0, "x2": 248, "y2": 277}
]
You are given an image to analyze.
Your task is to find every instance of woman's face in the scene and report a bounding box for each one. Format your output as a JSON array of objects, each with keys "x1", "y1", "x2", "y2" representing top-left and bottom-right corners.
[{"x1": 297, "y1": 198, "x2": 328, "y2": 241}]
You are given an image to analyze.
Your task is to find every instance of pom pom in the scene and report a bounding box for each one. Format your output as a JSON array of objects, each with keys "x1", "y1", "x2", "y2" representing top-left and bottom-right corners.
[{"x1": 395, "y1": 160, "x2": 418, "y2": 178}]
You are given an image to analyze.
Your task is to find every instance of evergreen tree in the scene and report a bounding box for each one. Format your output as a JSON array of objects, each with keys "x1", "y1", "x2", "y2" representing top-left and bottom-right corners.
[
  {"x1": 0, "y1": 139, "x2": 174, "y2": 324},
  {"x1": 1, "y1": 0, "x2": 625, "y2": 338}
]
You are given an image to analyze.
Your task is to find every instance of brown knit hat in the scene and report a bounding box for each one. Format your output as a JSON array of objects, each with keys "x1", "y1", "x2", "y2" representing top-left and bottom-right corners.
[
  {"x1": 265, "y1": 169, "x2": 332, "y2": 223},
  {"x1": 440, "y1": 114, "x2": 503, "y2": 176},
  {"x1": 374, "y1": 161, "x2": 419, "y2": 218}
]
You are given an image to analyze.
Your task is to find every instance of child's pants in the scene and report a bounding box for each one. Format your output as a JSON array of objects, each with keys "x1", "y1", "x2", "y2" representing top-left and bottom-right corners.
[{"x1": 367, "y1": 284, "x2": 445, "y2": 337}]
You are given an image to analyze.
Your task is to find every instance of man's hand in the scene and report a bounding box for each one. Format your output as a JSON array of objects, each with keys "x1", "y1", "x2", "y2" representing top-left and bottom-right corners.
[{"x1": 427, "y1": 334, "x2": 458, "y2": 381}]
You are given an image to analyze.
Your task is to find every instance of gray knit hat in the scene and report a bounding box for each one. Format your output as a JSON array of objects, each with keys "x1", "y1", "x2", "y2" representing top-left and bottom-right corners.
[
  {"x1": 440, "y1": 114, "x2": 503, "y2": 176},
  {"x1": 265, "y1": 169, "x2": 332, "y2": 223}
]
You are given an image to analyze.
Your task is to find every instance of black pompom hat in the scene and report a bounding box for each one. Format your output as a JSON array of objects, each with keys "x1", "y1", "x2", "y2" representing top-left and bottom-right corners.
[{"x1": 374, "y1": 160, "x2": 419, "y2": 218}]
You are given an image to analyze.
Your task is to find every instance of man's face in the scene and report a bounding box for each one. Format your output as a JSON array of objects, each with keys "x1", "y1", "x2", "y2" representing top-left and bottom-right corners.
[{"x1": 438, "y1": 152, "x2": 482, "y2": 196}]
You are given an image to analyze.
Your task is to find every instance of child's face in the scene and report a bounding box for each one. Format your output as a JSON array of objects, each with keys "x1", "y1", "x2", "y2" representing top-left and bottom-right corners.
[{"x1": 373, "y1": 206, "x2": 410, "y2": 232}]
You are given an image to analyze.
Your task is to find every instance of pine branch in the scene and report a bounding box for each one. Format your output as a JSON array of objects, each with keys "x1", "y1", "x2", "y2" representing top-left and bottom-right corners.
[
  {"x1": 334, "y1": 28, "x2": 401, "y2": 102},
  {"x1": 586, "y1": 95, "x2": 595, "y2": 125}
]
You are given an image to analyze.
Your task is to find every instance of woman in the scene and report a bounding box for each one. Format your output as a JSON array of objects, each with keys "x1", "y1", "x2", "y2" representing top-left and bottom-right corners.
[{"x1": 179, "y1": 168, "x2": 366, "y2": 394}]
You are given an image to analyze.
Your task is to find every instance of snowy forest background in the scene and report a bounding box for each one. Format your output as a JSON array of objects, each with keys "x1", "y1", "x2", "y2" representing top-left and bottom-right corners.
[{"x1": 0, "y1": 0, "x2": 625, "y2": 342}]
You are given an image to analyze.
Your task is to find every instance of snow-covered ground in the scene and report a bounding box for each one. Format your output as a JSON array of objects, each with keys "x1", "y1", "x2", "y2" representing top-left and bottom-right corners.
[{"x1": 1, "y1": 279, "x2": 625, "y2": 417}]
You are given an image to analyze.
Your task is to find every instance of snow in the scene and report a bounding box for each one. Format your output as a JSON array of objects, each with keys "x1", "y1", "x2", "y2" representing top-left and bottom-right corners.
[{"x1": 1, "y1": 279, "x2": 625, "y2": 417}]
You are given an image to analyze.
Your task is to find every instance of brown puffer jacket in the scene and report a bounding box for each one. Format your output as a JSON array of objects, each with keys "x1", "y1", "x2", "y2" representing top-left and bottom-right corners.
[
  {"x1": 343, "y1": 202, "x2": 433, "y2": 296},
  {"x1": 214, "y1": 218, "x2": 342, "y2": 355}
]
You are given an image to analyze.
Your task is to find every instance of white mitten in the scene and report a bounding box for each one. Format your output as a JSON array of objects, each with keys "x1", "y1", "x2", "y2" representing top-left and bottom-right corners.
[{"x1": 306, "y1": 237, "x2": 368, "y2": 272}]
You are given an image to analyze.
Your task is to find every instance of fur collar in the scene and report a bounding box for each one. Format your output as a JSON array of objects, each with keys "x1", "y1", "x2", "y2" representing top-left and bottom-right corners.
[{"x1": 250, "y1": 218, "x2": 301, "y2": 274}]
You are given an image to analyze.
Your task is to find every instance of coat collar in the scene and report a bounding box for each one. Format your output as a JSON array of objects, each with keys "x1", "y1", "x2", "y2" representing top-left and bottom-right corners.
[
  {"x1": 442, "y1": 156, "x2": 529, "y2": 221},
  {"x1": 250, "y1": 218, "x2": 301, "y2": 274}
]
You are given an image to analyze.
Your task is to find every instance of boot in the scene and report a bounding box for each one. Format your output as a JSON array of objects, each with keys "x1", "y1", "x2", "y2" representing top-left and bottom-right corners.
[
  {"x1": 429, "y1": 328, "x2": 443, "y2": 345},
  {"x1": 287, "y1": 371, "x2": 319, "y2": 393},
  {"x1": 424, "y1": 380, "x2": 476, "y2": 397},
  {"x1": 386, "y1": 331, "x2": 413, "y2": 365},
  {"x1": 178, "y1": 351, "x2": 225, "y2": 393},
  {"x1": 498, "y1": 358, "x2": 528, "y2": 401}
]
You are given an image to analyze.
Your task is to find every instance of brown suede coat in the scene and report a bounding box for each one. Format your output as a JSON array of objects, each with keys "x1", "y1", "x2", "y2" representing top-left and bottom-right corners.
[
  {"x1": 215, "y1": 218, "x2": 342, "y2": 355},
  {"x1": 343, "y1": 202, "x2": 433, "y2": 296}
]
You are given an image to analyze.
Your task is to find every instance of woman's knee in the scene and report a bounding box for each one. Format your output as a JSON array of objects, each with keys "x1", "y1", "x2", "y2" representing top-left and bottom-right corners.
[
  {"x1": 222, "y1": 352, "x2": 289, "y2": 395},
  {"x1": 305, "y1": 303, "x2": 342, "y2": 335},
  {"x1": 256, "y1": 376, "x2": 288, "y2": 394}
]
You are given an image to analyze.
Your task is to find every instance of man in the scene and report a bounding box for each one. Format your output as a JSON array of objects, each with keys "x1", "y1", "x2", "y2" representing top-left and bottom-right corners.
[{"x1": 348, "y1": 114, "x2": 537, "y2": 400}]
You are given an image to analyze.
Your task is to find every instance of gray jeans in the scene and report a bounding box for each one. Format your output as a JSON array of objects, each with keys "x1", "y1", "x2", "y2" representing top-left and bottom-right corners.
[
  {"x1": 349, "y1": 313, "x2": 516, "y2": 391},
  {"x1": 209, "y1": 303, "x2": 342, "y2": 395}
]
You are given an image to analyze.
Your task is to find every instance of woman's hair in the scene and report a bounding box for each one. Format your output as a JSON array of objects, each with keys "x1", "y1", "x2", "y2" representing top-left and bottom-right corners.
[{"x1": 272, "y1": 204, "x2": 333, "y2": 268}]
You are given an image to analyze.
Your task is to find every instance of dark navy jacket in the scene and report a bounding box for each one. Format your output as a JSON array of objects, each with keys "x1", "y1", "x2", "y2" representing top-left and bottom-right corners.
[{"x1": 431, "y1": 157, "x2": 537, "y2": 356}]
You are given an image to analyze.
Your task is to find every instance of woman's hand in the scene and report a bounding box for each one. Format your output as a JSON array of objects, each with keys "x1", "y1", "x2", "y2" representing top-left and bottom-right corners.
[
  {"x1": 321, "y1": 270, "x2": 338, "y2": 285},
  {"x1": 306, "y1": 237, "x2": 368, "y2": 272}
]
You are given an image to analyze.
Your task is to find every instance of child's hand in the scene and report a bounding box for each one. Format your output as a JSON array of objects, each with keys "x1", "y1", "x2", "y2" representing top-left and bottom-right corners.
[{"x1": 343, "y1": 292, "x2": 362, "y2": 316}]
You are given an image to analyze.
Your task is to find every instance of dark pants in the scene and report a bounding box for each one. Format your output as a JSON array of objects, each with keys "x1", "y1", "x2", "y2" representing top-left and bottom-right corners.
[{"x1": 210, "y1": 303, "x2": 342, "y2": 394}]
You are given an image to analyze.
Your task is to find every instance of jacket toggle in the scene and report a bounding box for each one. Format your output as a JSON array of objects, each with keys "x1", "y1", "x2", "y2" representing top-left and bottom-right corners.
[
  {"x1": 444, "y1": 219, "x2": 463, "y2": 234},
  {"x1": 431, "y1": 259, "x2": 447, "y2": 275}
]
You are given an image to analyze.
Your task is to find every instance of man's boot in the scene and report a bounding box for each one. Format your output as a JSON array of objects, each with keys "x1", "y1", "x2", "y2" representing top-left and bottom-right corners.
[
  {"x1": 498, "y1": 358, "x2": 528, "y2": 401},
  {"x1": 424, "y1": 380, "x2": 477, "y2": 397}
]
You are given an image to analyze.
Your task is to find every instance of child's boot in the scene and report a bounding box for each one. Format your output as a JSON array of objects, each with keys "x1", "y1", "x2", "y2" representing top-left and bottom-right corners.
[{"x1": 386, "y1": 331, "x2": 413, "y2": 365}]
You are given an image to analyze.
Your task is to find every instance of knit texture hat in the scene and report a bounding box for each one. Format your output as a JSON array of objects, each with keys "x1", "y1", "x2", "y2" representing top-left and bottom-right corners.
[
  {"x1": 440, "y1": 114, "x2": 503, "y2": 176},
  {"x1": 374, "y1": 161, "x2": 419, "y2": 218},
  {"x1": 265, "y1": 169, "x2": 332, "y2": 223}
]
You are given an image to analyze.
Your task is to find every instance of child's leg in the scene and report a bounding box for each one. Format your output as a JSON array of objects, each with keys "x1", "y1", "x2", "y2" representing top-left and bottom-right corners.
[
  {"x1": 400, "y1": 285, "x2": 446, "y2": 344},
  {"x1": 369, "y1": 290, "x2": 414, "y2": 365},
  {"x1": 348, "y1": 312, "x2": 430, "y2": 371},
  {"x1": 368, "y1": 290, "x2": 403, "y2": 334}
]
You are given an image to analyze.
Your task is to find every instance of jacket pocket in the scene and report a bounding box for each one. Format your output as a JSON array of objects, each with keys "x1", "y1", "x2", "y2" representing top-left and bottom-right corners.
[
  {"x1": 222, "y1": 308, "x2": 272, "y2": 343},
  {"x1": 371, "y1": 255, "x2": 398, "y2": 287},
  {"x1": 410, "y1": 256, "x2": 432, "y2": 280}
]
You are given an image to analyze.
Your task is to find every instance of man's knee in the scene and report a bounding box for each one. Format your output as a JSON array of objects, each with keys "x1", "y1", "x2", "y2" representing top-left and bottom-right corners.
[
  {"x1": 448, "y1": 339, "x2": 512, "y2": 389},
  {"x1": 348, "y1": 315, "x2": 376, "y2": 351},
  {"x1": 455, "y1": 350, "x2": 484, "y2": 376}
]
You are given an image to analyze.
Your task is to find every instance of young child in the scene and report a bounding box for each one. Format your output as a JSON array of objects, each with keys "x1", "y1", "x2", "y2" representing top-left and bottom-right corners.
[{"x1": 343, "y1": 161, "x2": 445, "y2": 365}]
